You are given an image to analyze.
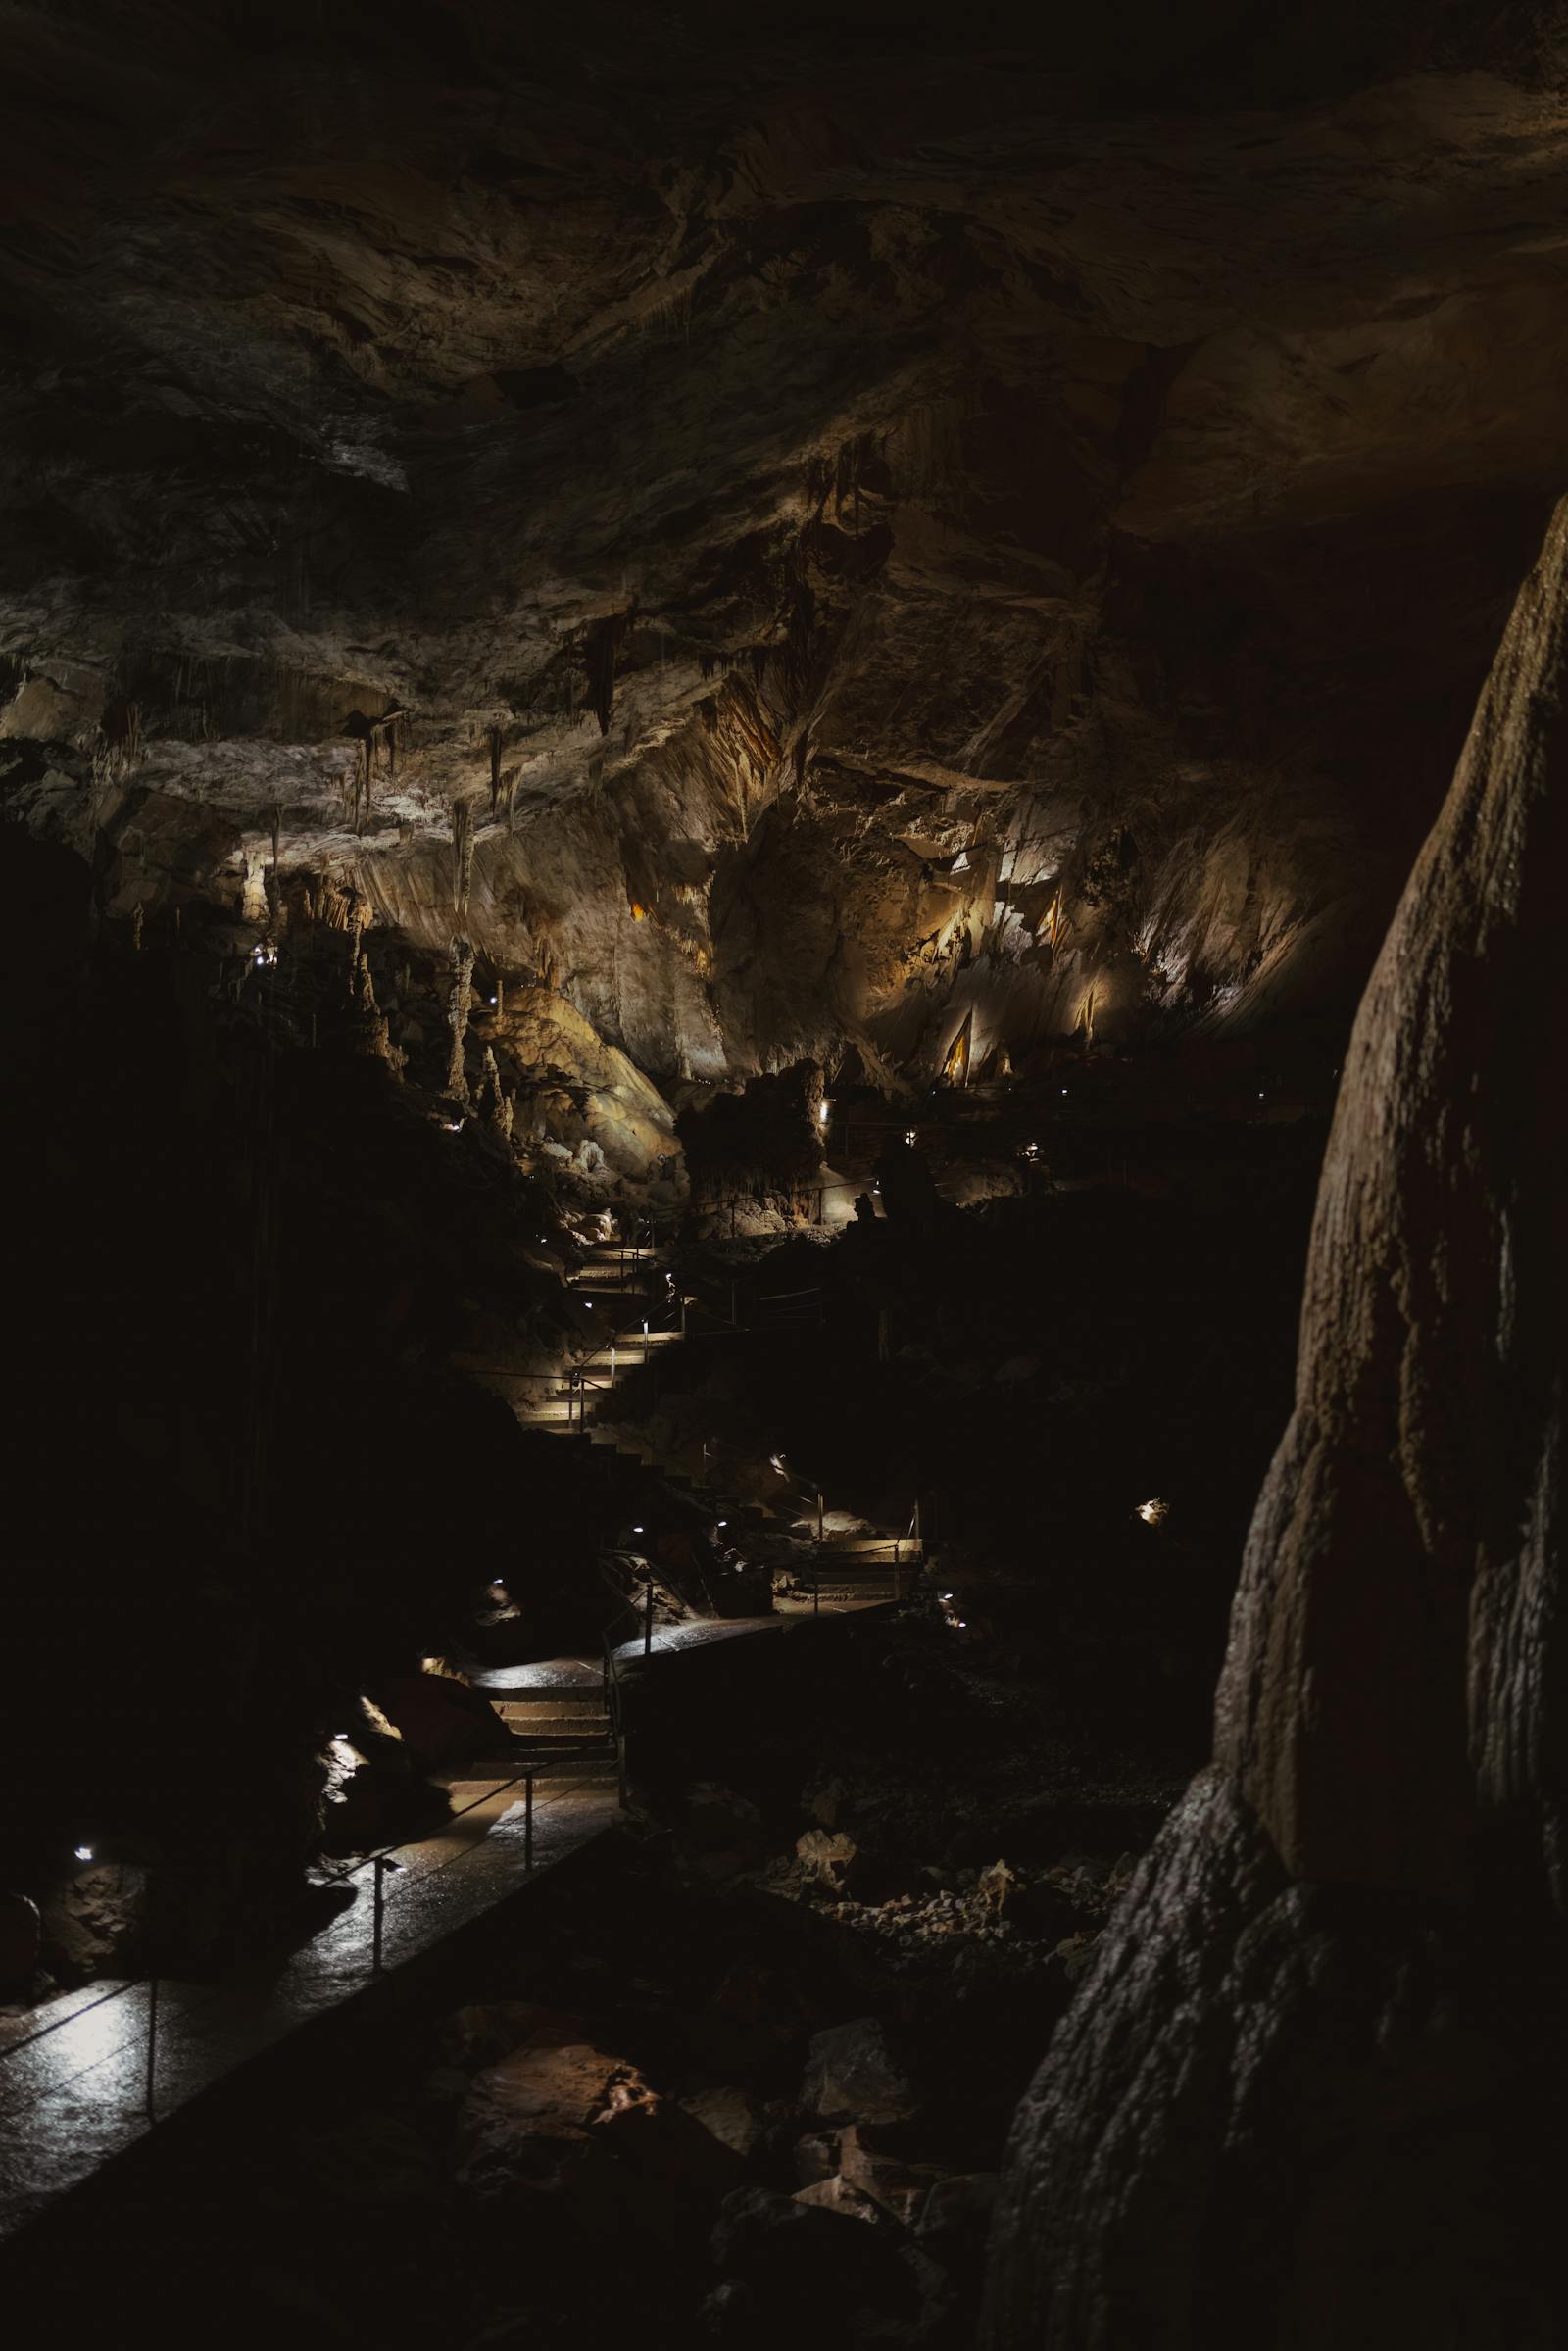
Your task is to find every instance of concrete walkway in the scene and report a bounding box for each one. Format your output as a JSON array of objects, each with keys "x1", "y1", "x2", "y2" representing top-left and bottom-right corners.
[
  {"x1": 1, "y1": 1238, "x2": 911, "y2": 2247},
  {"x1": 0, "y1": 1758, "x2": 615, "y2": 2244}
]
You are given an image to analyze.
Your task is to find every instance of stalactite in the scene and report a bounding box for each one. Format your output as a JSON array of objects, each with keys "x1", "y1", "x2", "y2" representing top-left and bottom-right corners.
[
  {"x1": 130, "y1": 903, "x2": 143, "y2": 953},
  {"x1": 488, "y1": 724, "x2": 502, "y2": 815},
  {"x1": 447, "y1": 935, "x2": 475, "y2": 1101},
  {"x1": 495, "y1": 974, "x2": 505, "y2": 1017},
  {"x1": 452, "y1": 798, "x2": 474, "y2": 921},
  {"x1": 360, "y1": 733, "x2": 372, "y2": 833},
  {"x1": 583, "y1": 608, "x2": 633, "y2": 735},
  {"x1": 265, "y1": 802, "x2": 282, "y2": 928}
]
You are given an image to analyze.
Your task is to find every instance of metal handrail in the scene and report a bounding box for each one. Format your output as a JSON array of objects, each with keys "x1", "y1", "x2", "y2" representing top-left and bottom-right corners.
[{"x1": 0, "y1": 1749, "x2": 596, "y2": 2088}]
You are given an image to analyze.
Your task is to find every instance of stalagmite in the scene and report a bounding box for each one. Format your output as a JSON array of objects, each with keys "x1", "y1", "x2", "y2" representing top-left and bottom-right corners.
[
  {"x1": 446, "y1": 935, "x2": 475, "y2": 1101},
  {"x1": 982, "y1": 492, "x2": 1568, "y2": 2351}
]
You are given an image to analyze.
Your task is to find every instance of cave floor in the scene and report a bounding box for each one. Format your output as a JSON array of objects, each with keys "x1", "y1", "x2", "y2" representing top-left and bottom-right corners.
[{"x1": 0, "y1": 1757, "x2": 617, "y2": 2243}]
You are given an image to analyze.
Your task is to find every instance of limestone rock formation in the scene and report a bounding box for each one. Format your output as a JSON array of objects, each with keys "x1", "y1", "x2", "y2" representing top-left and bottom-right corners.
[
  {"x1": 982, "y1": 499, "x2": 1568, "y2": 2344},
  {"x1": 6, "y1": 7, "x2": 1568, "y2": 1090}
]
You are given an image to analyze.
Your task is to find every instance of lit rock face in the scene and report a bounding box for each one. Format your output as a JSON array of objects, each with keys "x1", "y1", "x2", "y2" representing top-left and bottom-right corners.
[
  {"x1": 3, "y1": 7, "x2": 1568, "y2": 1088},
  {"x1": 981, "y1": 500, "x2": 1568, "y2": 2346}
]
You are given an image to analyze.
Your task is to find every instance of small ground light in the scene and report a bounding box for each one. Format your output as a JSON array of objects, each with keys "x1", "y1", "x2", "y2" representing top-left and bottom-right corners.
[
  {"x1": 632, "y1": 1525, "x2": 644, "y2": 1534},
  {"x1": 717, "y1": 1519, "x2": 727, "y2": 1528},
  {"x1": 74, "y1": 1844, "x2": 93, "y2": 1861},
  {"x1": 1137, "y1": 1498, "x2": 1171, "y2": 1526},
  {"x1": 818, "y1": 1102, "x2": 830, "y2": 1123},
  {"x1": 904, "y1": 1128, "x2": 917, "y2": 1145}
]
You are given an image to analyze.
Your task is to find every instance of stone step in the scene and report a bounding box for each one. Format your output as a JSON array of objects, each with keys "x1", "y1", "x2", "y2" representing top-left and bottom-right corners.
[{"x1": 815, "y1": 1536, "x2": 924, "y2": 1556}]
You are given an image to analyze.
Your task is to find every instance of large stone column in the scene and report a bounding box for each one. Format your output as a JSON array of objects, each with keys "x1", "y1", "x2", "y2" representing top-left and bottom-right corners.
[{"x1": 983, "y1": 500, "x2": 1567, "y2": 2349}]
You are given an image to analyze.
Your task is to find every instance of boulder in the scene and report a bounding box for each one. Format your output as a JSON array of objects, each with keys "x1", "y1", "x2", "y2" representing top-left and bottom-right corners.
[
  {"x1": 793, "y1": 2130, "x2": 841, "y2": 2186},
  {"x1": 841, "y1": 2124, "x2": 952, "y2": 2226},
  {"x1": 460, "y1": 2033, "x2": 742, "y2": 2258},
  {"x1": 682, "y1": 2083, "x2": 767, "y2": 2162},
  {"x1": 713, "y1": 2186, "x2": 950, "y2": 2348},
  {"x1": 801, "y1": 2017, "x2": 923, "y2": 2127},
  {"x1": 373, "y1": 1671, "x2": 507, "y2": 1766},
  {"x1": 796, "y1": 1827, "x2": 859, "y2": 1890},
  {"x1": 794, "y1": 2174, "x2": 889, "y2": 2226},
  {"x1": 37, "y1": 1863, "x2": 144, "y2": 1981}
]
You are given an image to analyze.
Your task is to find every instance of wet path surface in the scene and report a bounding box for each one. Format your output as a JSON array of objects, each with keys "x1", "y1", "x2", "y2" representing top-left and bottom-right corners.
[{"x1": 0, "y1": 1761, "x2": 616, "y2": 2243}]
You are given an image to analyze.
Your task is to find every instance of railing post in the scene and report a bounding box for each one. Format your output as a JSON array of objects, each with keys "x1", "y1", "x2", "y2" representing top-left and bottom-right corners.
[
  {"x1": 145, "y1": 1976, "x2": 159, "y2": 2119},
  {"x1": 817, "y1": 1488, "x2": 824, "y2": 1544},
  {"x1": 524, "y1": 1773, "x2": 534, "y2": 1873},
  {"x1": 644, "y1": 1575, "x2": 654, "y2": 1656},
  {"x1": 372, "y1": 1853, "x2": 387, "y2": 1972}
]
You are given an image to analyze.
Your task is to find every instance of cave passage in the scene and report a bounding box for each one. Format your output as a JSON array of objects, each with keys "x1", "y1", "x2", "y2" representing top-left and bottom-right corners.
[{"x1": 1, "y1": 6, "x2": 1564, "y2": 2346}]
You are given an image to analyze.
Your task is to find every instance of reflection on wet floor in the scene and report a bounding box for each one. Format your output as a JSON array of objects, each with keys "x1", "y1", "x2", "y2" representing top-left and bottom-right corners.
[{"x1": 0, "y1": 1763, "x2": 617, "y2": 2242}]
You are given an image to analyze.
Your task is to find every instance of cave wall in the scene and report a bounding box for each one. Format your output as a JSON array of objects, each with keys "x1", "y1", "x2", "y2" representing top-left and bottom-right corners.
[
  {"x1": 981, "y1": 490, "x2": 1568, "y2": 2348},
  {"x1": 5, "y1": 6, "x2": 1568, "y2": 1094}
]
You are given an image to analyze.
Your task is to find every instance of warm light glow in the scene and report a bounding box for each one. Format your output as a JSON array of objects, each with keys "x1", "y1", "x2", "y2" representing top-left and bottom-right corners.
[
  {"x1": 818, "y1": 1101, "x2": 830, "y2": 1124},
  {"x1": 630, "y1": 902, "x2": 648, "y2": 921},
  {"x1": 1137, "y1": 1498, "x2": 1171, "y2": 1526}
]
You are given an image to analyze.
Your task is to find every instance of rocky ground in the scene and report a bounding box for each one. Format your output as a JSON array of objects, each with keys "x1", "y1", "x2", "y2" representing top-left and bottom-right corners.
[{"x1": 8, "y1": 1637, "x2": 1169, "y2": 2350}]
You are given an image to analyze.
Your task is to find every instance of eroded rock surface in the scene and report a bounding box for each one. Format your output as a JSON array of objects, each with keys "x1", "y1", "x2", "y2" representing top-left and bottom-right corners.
[
  {"x1": 6, "y1": 7, "x2": 1568, "y2": 1095},
  {"x1": 983, "y1": 495, "x2": 1568, "y2": 2345}
]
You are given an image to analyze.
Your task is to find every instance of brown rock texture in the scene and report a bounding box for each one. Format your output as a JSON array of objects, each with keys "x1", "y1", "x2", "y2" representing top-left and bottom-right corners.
[
  {"x1": 982, "y1": 496, "x2": 1568, "y2": 2348},
  {"x1": 7, "y1": 7, "x2": 1568, "y2": 1092}
]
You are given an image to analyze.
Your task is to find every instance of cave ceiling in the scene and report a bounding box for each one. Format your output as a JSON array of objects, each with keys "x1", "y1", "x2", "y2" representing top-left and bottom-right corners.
[{"x1": 4, "y1": 1, "x2": 1568, "y2": 1078}]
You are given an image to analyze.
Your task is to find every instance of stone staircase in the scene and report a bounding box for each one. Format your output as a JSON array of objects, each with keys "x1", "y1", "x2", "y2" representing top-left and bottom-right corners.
[
  {"x1": 508, "y1": 1233, "x2": 921, "y2": 1621},
  {"x1": 794, "y1": 1529, "x2": 925, "y2": 1608},
  {"x1": 442, "y1": 1685, "x2": 619, "y2": 1781}
]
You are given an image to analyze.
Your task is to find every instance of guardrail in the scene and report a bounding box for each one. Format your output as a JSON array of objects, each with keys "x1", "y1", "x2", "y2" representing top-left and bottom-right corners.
[
  {"x1": 601, "y1": 1632, "x2": 629, "y2": 1805},
  {"x1": 0, "y1": 1753, "x2": 586, "y2": 2120}
]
